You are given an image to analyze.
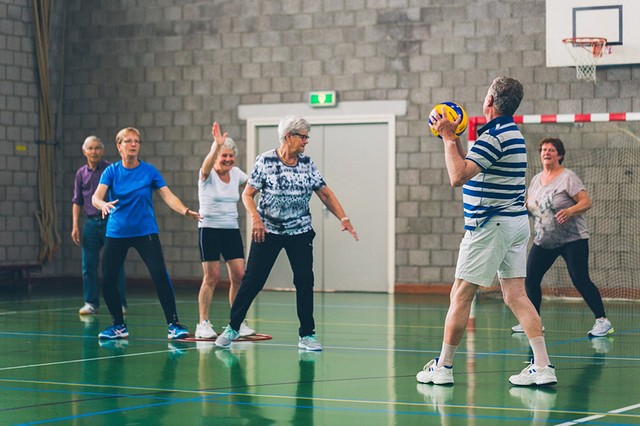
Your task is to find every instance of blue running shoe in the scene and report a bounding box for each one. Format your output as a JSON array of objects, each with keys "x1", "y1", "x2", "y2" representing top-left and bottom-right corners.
[
  {"x1": 98, "y1": 324, "x2": 129, "y2": 339},
  {"x1": 168, "y1": 322, "x2": 189, "y2": 340}
]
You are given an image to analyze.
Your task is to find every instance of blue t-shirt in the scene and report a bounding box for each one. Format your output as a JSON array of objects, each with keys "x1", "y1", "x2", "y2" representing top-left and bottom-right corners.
[
  {"x1": 99, "y1": 161, "x2": 167, "y2": 238},
  {"x1": 248, "y1": 149, "x2": 326, "y2": 235}
]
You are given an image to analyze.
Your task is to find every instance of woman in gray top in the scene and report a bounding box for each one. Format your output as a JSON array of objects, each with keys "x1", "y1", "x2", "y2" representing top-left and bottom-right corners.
[{"x1": 511, "y1": 138, "x2": 614, "y2": 337}]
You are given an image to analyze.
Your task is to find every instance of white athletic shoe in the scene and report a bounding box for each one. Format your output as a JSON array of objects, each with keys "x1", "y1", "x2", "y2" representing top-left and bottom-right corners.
[
  {"x1": 416, "y1": 358, "x2": 454, "y2": 385},
  {"x1": 238, "y1": 321, "x2": 256, "y2": 337},
  {"x1": 195, "y1": 320, "x2": 217, "y2": 339},
  {"x1": 79, "y1": 303, "x2": 97, "y2": 315},
  {"x1": 509, "y1": 360, "x2": 557, "y2": 386},
  {"x1": 588, "y1": 318, "x2": 614, "y2": 337},
  {"x1": 511, "y1": 323, "x2": 544, "y2": 333},
  {"x1": 298, "y1": 334, "x2": 323, "y2": 351}
]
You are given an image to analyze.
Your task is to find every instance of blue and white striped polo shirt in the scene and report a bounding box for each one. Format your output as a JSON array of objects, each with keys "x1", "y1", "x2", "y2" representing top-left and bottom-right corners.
[{"x1": 463, "y1": 116, "x2": 528, "y2": 231}]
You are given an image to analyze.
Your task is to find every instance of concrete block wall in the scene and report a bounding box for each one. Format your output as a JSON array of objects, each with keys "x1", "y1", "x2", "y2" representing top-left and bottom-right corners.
[
  {"x1": 0, "y1": 0, "x2": 40, "y2": 264},
  {"x1": 2, "y1": 0, "x2": 639, "y2": 289}
]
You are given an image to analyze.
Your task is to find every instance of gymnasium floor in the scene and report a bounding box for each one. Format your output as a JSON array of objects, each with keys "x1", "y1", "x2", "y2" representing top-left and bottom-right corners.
[{"x1": 1, "y1": 284, "x2": 638, "y2": 425}]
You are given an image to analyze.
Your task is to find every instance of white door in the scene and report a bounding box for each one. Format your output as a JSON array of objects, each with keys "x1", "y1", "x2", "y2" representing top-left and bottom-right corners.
[{"x1": 252, "y1": 122, "x2": 389, "y2": 292}]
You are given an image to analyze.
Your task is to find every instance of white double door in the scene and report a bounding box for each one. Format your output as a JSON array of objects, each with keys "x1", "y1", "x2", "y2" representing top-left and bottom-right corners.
[{"x1": 251, "y1": 122, "x2": 391, "y2": 292}]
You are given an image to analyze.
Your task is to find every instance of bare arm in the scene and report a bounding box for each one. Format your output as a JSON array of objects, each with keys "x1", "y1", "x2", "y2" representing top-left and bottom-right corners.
[
  {"x1": 71, "y1": 204, "x2": 82, "y2": 246},
  {"x1": 156, "y1": 186, "x2": 202, "y2": 221},
  {"x1": 242, "y1": 184, "x2": 266, "y2": 242},
  {"x1": 200, "y1": 122, "x2": 227, "y2": 181},
  {"x1": 430, "y1": 110, "x2": 482, "y2": 186},
  {"x1": 442, "y1": 138, "x2": 482, "y2": 187},
  {"x1": 315, "y1": 186, "x2": 358, "y2": 240},
  {"x1": 555, "y1": 190, "x2": 592, "y2": 224},
  {"x1": 91, "y1": 183, "x2": 118, "y2": 219}
]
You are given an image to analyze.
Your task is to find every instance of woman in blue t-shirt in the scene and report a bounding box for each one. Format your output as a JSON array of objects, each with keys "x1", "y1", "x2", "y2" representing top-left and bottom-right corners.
[
  {"x1": 92, "y1": 127, "x2": 202, "y2": 341},
  {"x1": 214, "y1": 115, "x2": 358, "y2": 352}
]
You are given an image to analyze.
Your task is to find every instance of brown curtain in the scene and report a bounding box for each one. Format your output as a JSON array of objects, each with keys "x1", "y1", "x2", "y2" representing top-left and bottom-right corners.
[{"x1": 33, "y1": 0, "x2": 61, "y2": 263}]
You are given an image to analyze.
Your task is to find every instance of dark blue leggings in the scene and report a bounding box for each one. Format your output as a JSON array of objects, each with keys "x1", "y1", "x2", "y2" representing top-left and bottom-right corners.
[
  {"x1": 526, "y1": 239, "x2": 606, "y2": 318},
  {"x1": 102, "y1": 234, "x2": 179, "y2": 325},
  {"x1": 230, "y1": 230, "x2": 316, "y2": 337}
]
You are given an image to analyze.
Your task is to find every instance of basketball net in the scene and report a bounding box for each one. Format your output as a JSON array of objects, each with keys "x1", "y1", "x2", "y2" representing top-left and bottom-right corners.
[{"x1": 562, "y1": 37, "x2": 608, "y2": 83}]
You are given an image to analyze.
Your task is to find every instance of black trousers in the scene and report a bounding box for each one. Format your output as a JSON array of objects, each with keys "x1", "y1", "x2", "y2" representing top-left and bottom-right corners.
[
  {"x1": 230, "y1": 230, "x2": 316, "y2": 337},
  {"x1": 526, "y1": 238, "x2": 606, "y2": 318},
  {"x1": 102, "y1": 234, "x2": 179, "y2": 325}
]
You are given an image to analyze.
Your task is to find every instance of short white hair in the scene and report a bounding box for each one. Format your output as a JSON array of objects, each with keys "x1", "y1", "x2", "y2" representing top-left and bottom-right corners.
[
  {"x1": 277, "y1": 115, "x2": 310, "y2": 143},
  {"x1": 82, "y1": 135, "x2": 104, "y2": 150}
]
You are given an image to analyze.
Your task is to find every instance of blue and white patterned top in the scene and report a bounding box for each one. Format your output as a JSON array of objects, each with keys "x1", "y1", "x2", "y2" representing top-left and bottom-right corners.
[
  {"x1": 248, "y1": 149, "x2": 326, "y2": 235},
  {"x1": 463, "y1": 116, "x2": 528, "y2": 231}
]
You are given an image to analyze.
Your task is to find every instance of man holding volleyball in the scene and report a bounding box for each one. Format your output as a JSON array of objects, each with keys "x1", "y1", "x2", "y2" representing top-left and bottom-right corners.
[{"x1": 417, "y1": 76, "x2": 557, "y2": 387}]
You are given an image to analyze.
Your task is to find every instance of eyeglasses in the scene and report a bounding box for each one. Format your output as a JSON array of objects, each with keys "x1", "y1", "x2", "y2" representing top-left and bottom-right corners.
[
  {"x1": 121, "y1": 138, "x2": 140, "y2": 144},
  {"x1": 291, "y1": 132, "x2": 310, "y2": 141}
]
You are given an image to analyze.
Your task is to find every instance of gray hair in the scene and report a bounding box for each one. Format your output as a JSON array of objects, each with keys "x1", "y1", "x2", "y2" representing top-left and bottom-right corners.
[
  {"x1": 82, "y1": 135, "x2": 104, "y2": 150},
  {"x1": 489, "y1": 76, "x2": 524, "y2": 116},
  {"x1": 214, "y1": 137, "x2": 238, "y2": 156},
  {"x1": 277, "y1": 115, "x2": 310, "y2": 143}
]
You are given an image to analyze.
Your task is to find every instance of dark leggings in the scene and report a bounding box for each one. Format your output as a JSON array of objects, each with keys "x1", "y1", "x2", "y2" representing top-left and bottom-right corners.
[
  {"x1": 230, "y1": 230, "x2": 316, "y2": 337},
  {"x1": 526, "y1": 239, "x2": 606, "y2": 318},
  {"x1": 102, "y1": 234, "x2": 179, "y2": 325}
]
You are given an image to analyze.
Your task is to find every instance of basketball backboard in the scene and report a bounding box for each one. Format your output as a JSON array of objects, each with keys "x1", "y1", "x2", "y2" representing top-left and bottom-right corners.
[{"x1": 546, "y1": 0, "x2": 640, "y2": 67}]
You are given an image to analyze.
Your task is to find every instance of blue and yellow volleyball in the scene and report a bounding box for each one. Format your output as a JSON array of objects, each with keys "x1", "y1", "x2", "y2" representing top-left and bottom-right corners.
[{"x1": 428, "y1": 101, "x2": 468, "y2": 138}]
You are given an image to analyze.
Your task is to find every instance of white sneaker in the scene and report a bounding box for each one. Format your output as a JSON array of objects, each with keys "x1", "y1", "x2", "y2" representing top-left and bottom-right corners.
[
  {"x1": 509, "y1": 360, "x2": 557, "y2": 386},
  {"x1": 79, "y1": 303, "x2": 97, "y2": 315},
  {"x1": 298, "y1": 334, "x2": 323, "y2": 351},
  {"x1": 238, "y1": 321, "x2": 256, "y2": 337},
  {"x1": 588, "y1": 318, "x2": 614, "y2": 337},
  {"x1": 195, "y1": 320, "x2": 217, "y2": 339},
  {"x1": 416, "y1": 358, "x2": 454, "y2": 385},
  {"x1": 511, "y1": 323, "x2": 544, "y2": 333}
]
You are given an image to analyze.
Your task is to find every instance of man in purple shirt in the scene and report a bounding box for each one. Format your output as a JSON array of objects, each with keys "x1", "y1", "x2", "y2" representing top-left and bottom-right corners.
[{"x1": 72, "y1": 136, "x2": 127, "y2": 316}]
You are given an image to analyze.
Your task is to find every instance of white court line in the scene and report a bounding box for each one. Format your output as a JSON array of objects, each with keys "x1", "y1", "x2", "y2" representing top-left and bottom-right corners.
[
  {"x1": 0, "y1": 347, "x2": 185, "y2": 372},
  {"x1": 556, "y1": 402, "x2": 640, "y2": 425}
]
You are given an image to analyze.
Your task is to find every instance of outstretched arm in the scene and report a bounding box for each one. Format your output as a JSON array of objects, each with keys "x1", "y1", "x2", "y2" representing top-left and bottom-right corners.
[
  {"x1": 315, "y1": 186, "x2": 358, "y2": 241},
  {"x1": 156, "y1": 186, "x2": 202, "y2": 221}
]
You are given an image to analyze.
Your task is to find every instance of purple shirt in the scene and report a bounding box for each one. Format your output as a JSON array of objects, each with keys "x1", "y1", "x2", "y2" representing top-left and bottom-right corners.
[{"x1": 72, "y1": 160, "x2": 111, "y2": 217}]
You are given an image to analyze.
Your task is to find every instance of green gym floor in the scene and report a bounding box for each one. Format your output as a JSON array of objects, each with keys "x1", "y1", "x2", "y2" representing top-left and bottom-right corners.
[{"x1": 0, "y1": 284, "x2": 638, "y2": 425}]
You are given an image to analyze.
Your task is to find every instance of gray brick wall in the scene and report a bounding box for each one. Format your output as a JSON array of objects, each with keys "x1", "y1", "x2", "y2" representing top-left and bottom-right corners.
[
  {"x1": 2, "y1": 0, "x2": 639, "y2": 291},
  {"x1": 0, "y1": 0, "x2": 40, "y2": 265}
]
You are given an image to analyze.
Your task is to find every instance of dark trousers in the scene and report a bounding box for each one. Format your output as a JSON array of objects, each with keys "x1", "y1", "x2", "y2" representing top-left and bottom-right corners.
[
  {"x1": 102, "y1": 234, "x2": 179, "y2": 325},
  {"x1": 230, "y1": 230, "x2": 316, "y2": 337},
  {"x1": 82, "y1": 217, "x2": 126, "y2": 308},
  {"x1": 526, "y1": 239, "x2": 606, "y2": 318}
]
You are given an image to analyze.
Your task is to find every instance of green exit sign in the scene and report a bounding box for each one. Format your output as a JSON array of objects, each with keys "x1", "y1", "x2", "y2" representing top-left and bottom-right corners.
[{"x1": 309, "y1": 91, "x2": 337, "y2": 107}]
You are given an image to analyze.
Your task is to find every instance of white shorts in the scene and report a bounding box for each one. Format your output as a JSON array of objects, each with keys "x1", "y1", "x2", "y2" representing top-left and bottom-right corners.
[{"x1": 455, "y1": 215, "x2": 529, "y2": 287}]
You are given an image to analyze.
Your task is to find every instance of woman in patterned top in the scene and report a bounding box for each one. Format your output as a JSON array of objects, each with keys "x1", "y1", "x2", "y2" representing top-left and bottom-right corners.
[
  {"x1": 511, "y1": 137, "x2": 614, "y2": 337},
  {"x1": 215, "y1": 115, "x2": 358, "y2": 351}
]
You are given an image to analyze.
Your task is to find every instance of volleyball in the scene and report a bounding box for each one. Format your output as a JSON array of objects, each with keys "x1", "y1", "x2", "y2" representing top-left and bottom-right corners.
[{"x1": 428, "y1": 101, "x2": 468, "y2": 138}]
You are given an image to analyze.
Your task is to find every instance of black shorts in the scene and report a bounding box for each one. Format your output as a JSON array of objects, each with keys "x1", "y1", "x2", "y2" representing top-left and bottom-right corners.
[{"x1": 198, "y1": 228, "x2": 245, "y2": 262}]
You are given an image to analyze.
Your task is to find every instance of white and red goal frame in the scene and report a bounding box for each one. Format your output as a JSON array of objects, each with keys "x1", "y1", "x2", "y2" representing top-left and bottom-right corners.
[{"x1": 468, "y1": 112, "x2": 640, "y2": 143}]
